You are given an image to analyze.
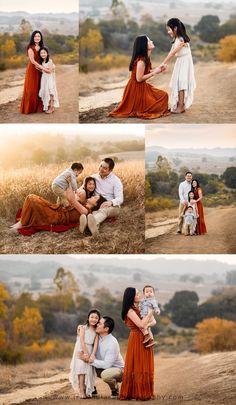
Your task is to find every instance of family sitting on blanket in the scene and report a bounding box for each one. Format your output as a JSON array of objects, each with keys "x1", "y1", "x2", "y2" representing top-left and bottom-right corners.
[{"x1": 10, "y1": 158, "x2": 123, "y2": 236}]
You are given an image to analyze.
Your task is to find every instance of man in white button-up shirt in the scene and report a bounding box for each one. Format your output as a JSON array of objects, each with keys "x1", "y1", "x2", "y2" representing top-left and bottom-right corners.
[
  {"x1": 87, "y1": 158, "x2": 124, "y2": 235},
  {"x1": 79, "y1": 316, "x2": 124, "y2": 398},
  {"x1": 177, "y1": 171, "x2": 192, "y2": 233}
]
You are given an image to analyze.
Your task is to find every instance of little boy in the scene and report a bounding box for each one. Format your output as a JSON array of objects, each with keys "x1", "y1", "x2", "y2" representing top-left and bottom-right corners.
[
  {"x1": 140, "y1": 285, "x2": 160, "y2": 348},
  {"x1": 182, "y1": 205, "x2": 197, "y2": 236},
  {"x1": 52, "y1": 162, "x2": 84, "y2": 207}
]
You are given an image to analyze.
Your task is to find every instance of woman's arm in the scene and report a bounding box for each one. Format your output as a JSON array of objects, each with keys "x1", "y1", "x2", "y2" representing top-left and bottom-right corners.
[
  {"x1": 65, "y1": 186, "x2": 88, "y2": 215},
  {"x1": 76, "y1": 188, "x2": 87, "y2": 204},
  {"x1": 162, "y1": 40, "x2": 186, "y2": 65},
  {"x1": 28, "y1": 48, "x2": 42, "y2": 70},
  {"x1": 136, "y1": 60, "x2": 164, "y2": 82},
  {"x1": 79, "y1": 326, "x2": 89, "y2": 356},
  {"x1": 127, "y1": 308, "x2": 154, "y2": 328},
  {"x1": 196, "y1": 188, "x2": 203, "y2": 202}
]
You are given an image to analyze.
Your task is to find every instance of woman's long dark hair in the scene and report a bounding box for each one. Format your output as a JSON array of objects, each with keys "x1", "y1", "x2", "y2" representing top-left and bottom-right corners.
[
  {"x1": 191, "y1": 179, "x2": 200, "y2": 189},
  {"x1": 27, "y1": 30, "x2": 44, "y2": 50},
  {"x1": 129, "y1": 35, "x2": 149, "y2": 71},
  {"x1": 86, "y1": 308, "x2": 101, "y2": 326},
  {"x1": 121, "y1": 287, "x2": 136, "y2": 320},
  {"x1": 83, "y1": 176, "x2": 96, "y2": 198},
  {"x1": 39, "y1": 46, "x2": 50, "y2": 64},
  {"x1": 167, "y1": 18, "x2": 190, "y2": 43}
]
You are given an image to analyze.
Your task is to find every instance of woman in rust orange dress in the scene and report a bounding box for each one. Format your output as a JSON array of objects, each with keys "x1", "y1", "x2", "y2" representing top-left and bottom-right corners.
[
  {"x1": 10, "y1": 187, "x2": 88, "y2": 232},
  {"x1": 109, "y1": 35, "x2": 169, "y2": 120},
  {"x1": 120, "y1": 287, "x2": 154, "y2": 400},
  {"x1": 192, "y1": 179, "x2": 207, "y2": 235},
  {"x1": 20, "y1": 30, "x2": 47, "y2": 114}
]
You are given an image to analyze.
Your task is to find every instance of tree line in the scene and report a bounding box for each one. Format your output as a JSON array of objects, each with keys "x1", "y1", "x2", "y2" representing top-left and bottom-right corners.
[{"x1": 1, "y1": 267, "x2": 236, "y2": 363}]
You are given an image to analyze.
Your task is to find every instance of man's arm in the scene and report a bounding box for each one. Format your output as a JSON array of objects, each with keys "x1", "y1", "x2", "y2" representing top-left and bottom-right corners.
[
  {"x1": 111, "y1": 177, "x2": 123, "y2": 206},
  {"x1": 178, "y1": 183, "x2": 185, "y2": 204}
]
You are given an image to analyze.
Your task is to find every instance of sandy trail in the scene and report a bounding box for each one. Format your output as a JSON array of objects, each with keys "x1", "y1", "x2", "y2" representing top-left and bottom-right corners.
[
  {"x1": 79, "y1": 62, "x2": 236, "y2": 123},
  {"x1": 1, "y1": 352, "x2": 236, "y2": 405},
  {"x1": 0, "y1": 65, "x2": 78, "y2": 123},
  {"x1": 145, "y1": 206, "x2": 236, "y2": 254}
]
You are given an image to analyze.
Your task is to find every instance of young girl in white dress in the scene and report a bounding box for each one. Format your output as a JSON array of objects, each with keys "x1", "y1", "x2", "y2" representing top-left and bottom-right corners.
[
  {"x1": 162, "y1": 18, "x2": 196, "y2": 113},
  {"x1": 69, "y1": 309, "x2": 100, "y2": 398},
  {"x1": 39, "y1": 47, "x2": 59, "y2": 113}
]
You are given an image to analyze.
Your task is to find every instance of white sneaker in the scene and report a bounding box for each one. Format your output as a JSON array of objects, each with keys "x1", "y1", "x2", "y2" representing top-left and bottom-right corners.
[
  {"x1": 87, "y1": 214, "x2": 99, "y2": 236},
  {"x1": 79, "y1": 214, "x2": 87, "y2": 234}
]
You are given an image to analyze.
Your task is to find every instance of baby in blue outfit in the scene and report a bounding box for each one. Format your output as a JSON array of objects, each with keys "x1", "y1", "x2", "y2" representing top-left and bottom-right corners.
[{"x1": 140, "y1": 285, "x2": 160, "y2": 347}]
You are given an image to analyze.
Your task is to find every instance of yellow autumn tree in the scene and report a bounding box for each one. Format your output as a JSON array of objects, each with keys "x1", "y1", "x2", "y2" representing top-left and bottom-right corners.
[
  {"x1": 13, "y1": 306, "x2": 44, "y2": 345},
  {"x1": 195, "y1": 317, "x2": 236, "y2": 353},
  {"x1": 0, "y1": 283, "x2": 10, "y2": 347},
  {"x1": 0, "y1": 39, "x2": 16, "y2": 58},
  {"x1": 80, "y1": 29, "x2": 104, "y2": 58},
  {"x1": 219, "y1": 35, "x2": 236, "y2": 62}
]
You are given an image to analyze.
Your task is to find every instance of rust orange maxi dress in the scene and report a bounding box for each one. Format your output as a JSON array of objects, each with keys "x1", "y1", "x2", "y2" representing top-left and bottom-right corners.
[
  {"x1": 194, "y1": 188, "x2": 207, "y2": 235},
  {"x1": 20, "y1": 46, "x2": 43, "y2": 114},
  {"x1": 109, "y1": 57, "x2": 169, "y2": 120},
  {"x1": 19, "y1": 194, "x2": 80, "y2": 228},
  {"x1": 120, "y1": 306, "x2": 154, "y2": 400}
]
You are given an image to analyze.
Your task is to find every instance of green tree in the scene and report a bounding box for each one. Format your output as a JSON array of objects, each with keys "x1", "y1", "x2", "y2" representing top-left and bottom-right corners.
[
  {"x1": 221, "y1": 167, "x2": 236, "y2": 188},
  {"x1": 194, "y1": 15, "x2": 221, "y2": 43},
  {"x1": 164, "y1": 291, "x2": 199, "y2": 327}
]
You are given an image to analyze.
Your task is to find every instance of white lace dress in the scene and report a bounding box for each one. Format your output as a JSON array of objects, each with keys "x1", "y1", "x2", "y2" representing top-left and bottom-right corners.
[
  {"x1": 69, "y1": 325, "x2": 96, "y2": 397},
  {"x1": 39, "y1": 59, "x2": 59, "y2": 111},
  {"x1": 169, "y1": 37, "x2": 196, "y2": 111}
]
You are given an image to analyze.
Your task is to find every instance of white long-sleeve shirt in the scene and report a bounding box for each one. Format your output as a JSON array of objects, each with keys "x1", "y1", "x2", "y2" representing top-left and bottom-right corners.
[
  {"x1": 92, "y1": 334, "x2": 124, "y2": 369},
  {"x1": 178, "y1": 180, "x2": 192, "y2": 204},
  {"x1": 92, "y1": 172, "x2": 123, "y2": 207}
]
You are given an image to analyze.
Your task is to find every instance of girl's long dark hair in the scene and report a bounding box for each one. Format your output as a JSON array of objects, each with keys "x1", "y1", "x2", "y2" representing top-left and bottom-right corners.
[
  {"x1": 129, "y1": 35, "x2": 149, "y2": 71},
  {"x1": 121, "y1": 287, "x2": 136, "y2": 320},
  {"x1": 27, "y1": 30, "x2": 44, "y2": 50},
  {"x1": 167, "y1": 18, "x2": 190, "y2": 43},
  {"x1": 188, "y1": 190, "x2": 196, "y2": 202},
  {"x1": 86, "y1": 308, "x2": 101, "y2": 326},
  {"x1": 39, "y1": 46, "x2": 50, "y2": 64},
  {"x1": 83, "y1": 176, "x2": 96, "y2": 198}
]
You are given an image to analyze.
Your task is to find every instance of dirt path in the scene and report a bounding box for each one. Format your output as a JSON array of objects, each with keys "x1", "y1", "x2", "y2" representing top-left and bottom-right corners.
[
  {"x1": 145, "y1": 206, "x2": 236, "y2": 254},
  {"x1": 1, "y1": 352, "x2": 236, "y2": 405},
  {"x1": 0, "y1": 65, "x2": 78, "y2": 123},
  {"x1": 79, "y1": 62, "x2": 236, "y2": 123}
]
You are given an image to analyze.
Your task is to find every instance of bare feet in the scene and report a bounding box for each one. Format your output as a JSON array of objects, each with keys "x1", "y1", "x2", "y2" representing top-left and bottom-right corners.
[
  {"x1": 10, "y1": 221, "x2": 22, "y2": 231},
  {"x1": 172, "y1": 106, "x2": 185, "y2": 114}
]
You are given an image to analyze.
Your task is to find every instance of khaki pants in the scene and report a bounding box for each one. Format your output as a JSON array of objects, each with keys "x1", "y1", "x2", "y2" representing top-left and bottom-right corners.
[
  {"x1": 93, "y1": 206, "x2": 121, "y2": 226},
  {"x1": 177, "y1": 202, "x2": 186, "y2": 232},
  {"x1": 51, "y1": 184, "x2": 69, "y2": 207},
  {"x1": 96, "y1": 367, "x2": 123, "y2": 390}
]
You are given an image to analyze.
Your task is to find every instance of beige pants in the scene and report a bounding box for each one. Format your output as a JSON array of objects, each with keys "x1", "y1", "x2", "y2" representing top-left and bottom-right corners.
[
  {"x1": 96, "y1": 367, "x2": 123, "y2": 390},
  {"x1": 93, "y1": 206, "x2": 121, "y2": 226},
  {"x1": 177, "y1": 202, "x2": 186, "y2": 232},
  {"x1": 51, "y1": 184, "x2": 69, "y2": 207}
]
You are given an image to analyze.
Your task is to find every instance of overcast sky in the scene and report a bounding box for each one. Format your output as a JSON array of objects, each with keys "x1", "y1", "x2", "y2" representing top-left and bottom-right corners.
[
  {"x1": 0, "y1": 0, "x2": 78, "y2": 13},
  {"x1": 146, "y1": 125, "x2": 236, "y2": 149}
]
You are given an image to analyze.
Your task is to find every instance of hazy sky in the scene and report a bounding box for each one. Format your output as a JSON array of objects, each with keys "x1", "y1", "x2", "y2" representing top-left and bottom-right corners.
[
  {"x1": 0, "y1": 0, "x2": 78, "y2": 13},
  {"x1": 0, "y1": 124, "x2": 144, "y2": 144},
  {"x1": 1, "y1": 254, "x2": 235, "y2": 266},
  {"x1": 146, "y1": 125, "x2": 236, "y2": 149}
]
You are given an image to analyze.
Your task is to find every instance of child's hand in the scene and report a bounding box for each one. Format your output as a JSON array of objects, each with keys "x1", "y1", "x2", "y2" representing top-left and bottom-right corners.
[
  {"x1": 159, "y1": 63, "x2": 168, "y2": 72},
  {"x1": 66, "y1": 176, "x2": 72, "y2": 184}
]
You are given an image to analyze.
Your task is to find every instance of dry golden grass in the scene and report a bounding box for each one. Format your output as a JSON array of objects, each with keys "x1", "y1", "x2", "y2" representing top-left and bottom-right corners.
[{"x1": 0, "y1": 161, "x2": 144, "y2": 254}]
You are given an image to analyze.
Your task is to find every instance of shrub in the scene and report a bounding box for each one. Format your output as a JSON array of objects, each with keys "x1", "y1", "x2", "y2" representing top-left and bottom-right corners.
[{"x1": 195, "y1": 317, "x2": 236, "y2": 353}]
